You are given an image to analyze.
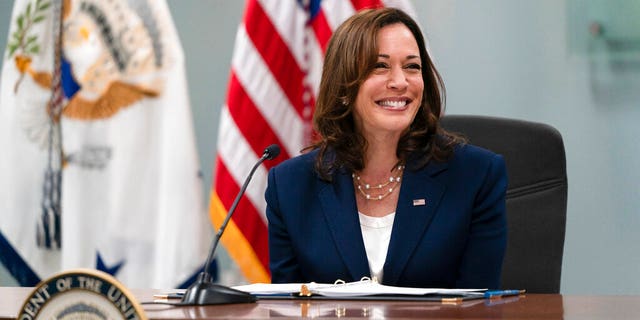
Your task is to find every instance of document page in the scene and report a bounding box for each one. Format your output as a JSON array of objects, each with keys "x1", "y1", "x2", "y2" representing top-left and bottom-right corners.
[
  {"x1": 232, "y1": 282, "x2": 334, "y2": 295},
  {"x1": 233, "y1": 280, "x2": 485, "y2": 297},
  {"x1": 311, "y1": 281, "x2": 484, "y2": 297}
]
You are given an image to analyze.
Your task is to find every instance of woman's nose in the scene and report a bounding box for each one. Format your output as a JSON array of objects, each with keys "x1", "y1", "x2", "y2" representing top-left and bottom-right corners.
[{"x1": 387, "y1": 67, "x2": 408, "y2": 90}]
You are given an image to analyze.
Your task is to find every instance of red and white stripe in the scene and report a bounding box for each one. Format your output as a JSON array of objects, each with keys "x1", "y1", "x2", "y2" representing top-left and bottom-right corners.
[{"x1": 211, "y1": 0, "x2": 414, "y2": 283}]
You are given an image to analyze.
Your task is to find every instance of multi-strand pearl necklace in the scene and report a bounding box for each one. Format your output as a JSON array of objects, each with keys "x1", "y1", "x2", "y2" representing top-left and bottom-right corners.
[{"x1": 352, "y1": 165, "x2": 404, "y2": 201}]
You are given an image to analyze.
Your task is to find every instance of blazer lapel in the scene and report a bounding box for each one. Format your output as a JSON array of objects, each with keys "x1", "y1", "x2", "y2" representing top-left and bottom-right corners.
[
  {"x1": 318, "y1": 170, "x2": 370, "y2": 281},
  {"x1": 383, "y1": 160, "x2": 448, "y2": 285}
]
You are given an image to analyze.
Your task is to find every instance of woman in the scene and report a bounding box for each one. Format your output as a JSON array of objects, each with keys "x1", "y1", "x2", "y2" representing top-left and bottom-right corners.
[{"x1": 265, "y1": 7, "x2": 507, "y2": 289}]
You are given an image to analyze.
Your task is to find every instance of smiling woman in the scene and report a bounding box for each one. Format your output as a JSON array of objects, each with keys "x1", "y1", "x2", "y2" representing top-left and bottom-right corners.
[{"x1": 264, "y1": 7, "x2": 509, "y2": 290}]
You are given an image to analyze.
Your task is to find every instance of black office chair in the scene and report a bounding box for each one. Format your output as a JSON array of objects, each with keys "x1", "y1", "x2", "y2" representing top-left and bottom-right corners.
[{"x1": 441, "y1": 114, "x2": 567, "y2": 293}]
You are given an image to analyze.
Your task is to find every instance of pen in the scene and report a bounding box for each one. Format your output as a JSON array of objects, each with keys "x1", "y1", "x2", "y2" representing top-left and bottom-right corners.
[
  {"x1": 153, "y1": 292, "x2": 185, "y2": 299},
  {"x1": 484, "y1": 289, "x2": 525, "y2": 298}
]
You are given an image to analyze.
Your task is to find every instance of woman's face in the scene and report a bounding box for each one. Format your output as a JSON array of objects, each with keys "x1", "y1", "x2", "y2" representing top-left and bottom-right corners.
[{"x1": 353, "y1": 23, "x2": 424, "y2": 142}]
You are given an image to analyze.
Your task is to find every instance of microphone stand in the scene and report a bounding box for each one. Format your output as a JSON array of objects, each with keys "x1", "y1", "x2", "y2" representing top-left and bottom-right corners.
[{"x1": 181, "y1": 145, "x2": 280, "y2": 305}]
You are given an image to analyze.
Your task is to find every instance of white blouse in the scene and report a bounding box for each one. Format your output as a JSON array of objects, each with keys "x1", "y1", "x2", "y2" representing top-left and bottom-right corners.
[{"x1": 358, "y1": 212, "x2": 396, "y2": 282}]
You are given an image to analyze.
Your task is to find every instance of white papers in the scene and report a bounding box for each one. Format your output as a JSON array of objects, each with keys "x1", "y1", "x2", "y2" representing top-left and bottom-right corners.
[
  {"x1": 232, "y1": 282, "x2": 337, "y2": 295},
  {"x1": 232, "y1": 280, "x2": 486, "y2": 297},
  {"x1": 313, "y1": 282, "x2": 484, "y2": 297}
]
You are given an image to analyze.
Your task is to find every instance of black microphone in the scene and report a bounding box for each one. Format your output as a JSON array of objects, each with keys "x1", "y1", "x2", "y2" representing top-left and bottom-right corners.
[{"x1": 181, "y1": 144, "x2": 281, "y2": 305}]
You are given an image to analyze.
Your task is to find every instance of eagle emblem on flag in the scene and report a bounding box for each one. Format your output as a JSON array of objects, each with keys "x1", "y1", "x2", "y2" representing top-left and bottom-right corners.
[{"x1": 9, "y1": 0, "x2": 165, "y2": 128}]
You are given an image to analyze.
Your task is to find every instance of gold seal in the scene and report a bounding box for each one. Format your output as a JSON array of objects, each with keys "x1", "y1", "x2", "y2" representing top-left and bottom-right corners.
[{"x1": 18, "y1": 268, "x2": 147, "y2": 320}]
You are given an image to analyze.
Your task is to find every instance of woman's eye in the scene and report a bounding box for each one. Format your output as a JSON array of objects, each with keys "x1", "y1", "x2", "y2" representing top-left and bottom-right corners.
[
  {"x1": 374, "y1": 62, "x2": 389, "y2": 69},
  {"x1": 406, "y1": 63, "x2": 422, "y2": 70}
]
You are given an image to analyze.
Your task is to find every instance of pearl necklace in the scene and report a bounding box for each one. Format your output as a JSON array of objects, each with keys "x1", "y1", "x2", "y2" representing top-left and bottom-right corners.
[{"x1": 352, "y1": 165, "x2": 404, "y2": 201}]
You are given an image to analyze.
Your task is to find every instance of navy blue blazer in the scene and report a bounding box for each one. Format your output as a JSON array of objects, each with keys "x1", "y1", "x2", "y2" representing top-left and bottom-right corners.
[{"x1": 265, "y1": 143, "x2": 507, "y2": 289}]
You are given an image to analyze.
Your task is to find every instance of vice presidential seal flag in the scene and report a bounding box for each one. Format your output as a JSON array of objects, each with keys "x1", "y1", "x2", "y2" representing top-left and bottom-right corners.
[
  {"x1": 0, "y1": 0, "x2": 211, "y2": 288},
  {"x1": 212, "y1": 0, "x2": 414, "y2": 283}
]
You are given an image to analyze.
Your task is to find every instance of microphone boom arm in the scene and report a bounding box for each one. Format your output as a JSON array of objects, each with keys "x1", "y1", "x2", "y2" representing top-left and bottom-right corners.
[
  {"x1": 181, "y1": 144, "x2": 280, "y2": 305},
  {"x1": 202, "y1": 151, "x2": 269, "y2": 281}
]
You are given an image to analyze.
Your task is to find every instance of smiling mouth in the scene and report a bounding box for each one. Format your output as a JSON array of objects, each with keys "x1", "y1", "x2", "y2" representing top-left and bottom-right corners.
[{"x1": 377, "y1": 99, "x2": 410, "y2": 110}]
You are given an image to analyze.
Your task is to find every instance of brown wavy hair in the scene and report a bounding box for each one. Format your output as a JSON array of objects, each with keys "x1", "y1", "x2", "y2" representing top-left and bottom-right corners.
[{"x1": 309, "y1": 7, "x2": 464, "y2": 181}]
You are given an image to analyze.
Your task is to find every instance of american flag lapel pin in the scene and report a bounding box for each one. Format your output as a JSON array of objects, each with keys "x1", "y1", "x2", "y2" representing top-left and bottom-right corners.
[{"x1": 413, "y1": 199, "x2": 426, "y2": 206}]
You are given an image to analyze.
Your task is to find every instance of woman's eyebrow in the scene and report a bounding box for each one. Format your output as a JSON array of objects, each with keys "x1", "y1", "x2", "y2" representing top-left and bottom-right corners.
[{"x1": 377, "y1": 54, "x2": 420, "y2": 60}]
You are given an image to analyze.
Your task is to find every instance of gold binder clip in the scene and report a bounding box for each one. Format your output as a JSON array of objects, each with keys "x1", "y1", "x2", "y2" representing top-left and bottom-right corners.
[{"x1": 299, "y1": 284, "x2": 312, "y2": 297}]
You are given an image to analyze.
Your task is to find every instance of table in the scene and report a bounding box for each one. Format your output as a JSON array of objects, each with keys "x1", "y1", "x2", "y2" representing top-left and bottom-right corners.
[{"x1": 2, "y1": 287, "x2": 639, "y2": 319}]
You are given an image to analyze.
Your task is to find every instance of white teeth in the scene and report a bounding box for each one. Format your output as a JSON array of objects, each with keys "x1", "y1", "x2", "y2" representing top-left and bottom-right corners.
[{"x1": 379, "y1": 100, "x2": 407, "y2": 108}]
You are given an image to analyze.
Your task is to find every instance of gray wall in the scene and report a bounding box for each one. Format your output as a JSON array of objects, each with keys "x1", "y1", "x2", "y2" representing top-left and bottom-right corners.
[{"x1": 1, "y1": 1, "x2": 639, "y2": 294}]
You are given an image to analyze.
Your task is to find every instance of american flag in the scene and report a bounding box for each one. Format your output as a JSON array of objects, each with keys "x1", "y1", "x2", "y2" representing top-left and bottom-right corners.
[{"x1": 211, "y1": 0, "x2": 415, "y2": 283}]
